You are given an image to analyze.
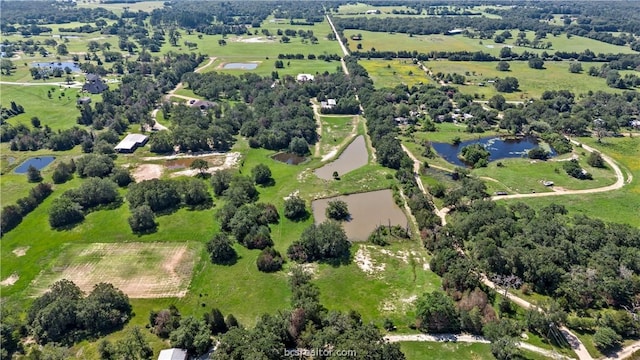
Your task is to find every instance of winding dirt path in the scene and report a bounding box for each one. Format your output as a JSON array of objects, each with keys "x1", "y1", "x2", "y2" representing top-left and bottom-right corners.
[{"x1": 164, "y1": 56, "x2": 216, "y2": 101}]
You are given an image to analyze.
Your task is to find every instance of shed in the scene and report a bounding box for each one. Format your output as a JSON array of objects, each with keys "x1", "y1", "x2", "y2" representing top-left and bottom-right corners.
[
  {"x1": 77, "y1": 97, "x2": 92, "y2": 105},
  {"x1": 158, "y1": 348, "x2": 188, "y2": 360},
  {"x1": 296, "y1": 73, "x2": 314, "y2": 82},
  {"x1": 188, "y1": 99, "x2": 217, "y2": 110},
  {"x1": 114, "y1": 133, "x2": 149, "y2": 153},
  {"x1": 321, "y1": 99, "x2": 337, "y2": 109}
]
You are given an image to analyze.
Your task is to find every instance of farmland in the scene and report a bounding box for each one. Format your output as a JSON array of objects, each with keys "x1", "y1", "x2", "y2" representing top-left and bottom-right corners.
[{"x1": 2, "y1": 1, "x2": 640, "y2": 358}]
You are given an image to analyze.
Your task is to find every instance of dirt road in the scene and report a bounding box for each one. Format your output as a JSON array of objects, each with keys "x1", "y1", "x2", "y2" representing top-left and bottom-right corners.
[
  {"x1": 326, "y1": 14, "x2": 349, "y2": 57},
  {"x1": 164, "y1": 56, "x2": 216, "y2": 101}
]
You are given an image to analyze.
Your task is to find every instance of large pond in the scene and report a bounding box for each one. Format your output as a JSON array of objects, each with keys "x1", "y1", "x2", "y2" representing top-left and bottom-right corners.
[
  {"x1": 314, "y1": 136, "x2": 368, "y2": 180},
  {"x1": 431, "y1": 136, "x2": 556, "y2": 167},
  {"x1": 14, "y1": 156, "x2": 56, "y2": 174},
  {"x1": 311, "y1": 189, "x2": 408, "y2": 241},
  {"x1": 31, "y1": 61, "x2": 81, "y2": 73},
  {"x1": 222, "y1": 63, "x2": 258, "y2": 70}
]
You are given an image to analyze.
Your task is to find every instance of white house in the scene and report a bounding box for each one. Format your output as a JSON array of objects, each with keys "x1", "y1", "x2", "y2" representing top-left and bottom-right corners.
[
  {"x1": 158, "y1": 348, "x2": 188, "y2": 360},
  {"x1": 296, "y1": 73, "x2": 314, "y2": 82},
  {"x1": 114, "y1": 133, "x2": 149, "y2": 153}
]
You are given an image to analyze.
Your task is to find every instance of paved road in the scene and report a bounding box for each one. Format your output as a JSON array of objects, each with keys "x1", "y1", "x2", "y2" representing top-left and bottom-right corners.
[{"x1": 604, "y1": 340, "x2": 640, "y2": 360}]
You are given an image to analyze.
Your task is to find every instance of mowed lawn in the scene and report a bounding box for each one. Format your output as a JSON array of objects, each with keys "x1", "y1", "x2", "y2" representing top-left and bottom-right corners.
[
  {"x1": 359, "y1": 59, "x2": 432, "y2": 88},
  {"x1": 426, "y1": 60, "x2": 627, "y2": 100},
  {"x1": 2, "y1": 84, "x2": 101, "y2": 130},
  {"x1": 203, "y1": 58, "x2": 343, "y2": 79},
  {"x1": 498, "y1": 135, "x2": 640, "y2": 227}
]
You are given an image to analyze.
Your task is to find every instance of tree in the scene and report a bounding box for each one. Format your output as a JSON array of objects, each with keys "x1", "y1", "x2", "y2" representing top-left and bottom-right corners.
[
  {"x1": 256, "y1": 247, "x2": 284, "y2": 272},
  {"x1": 289, "y1": 136, "x2": 310, "y2": 156},
  {"x1": 569, "y1": 62, "x2": 583, "y2": 73},
  {"x1": 57, "y1": 44, "x2": 69, "y2": 55},
  {"x1": 225, "y1": 314, "x2": 239, "y2": 329},
  {"x1": 488, "y1": 94, "x2": 506, "y2": 110},
  {"x1": 170, "y1": 316, "x2": 212, "y2": 356},
  {"x1": 528, "y1": 147, "x2": 549, "y2": 160},
  {"x1": 0, "y1": 59, "x2": 13, "y2": 75},
  {"x1": 203, "y1": 308, "x2": 228, "y2": 335},
  {"x1": 491, "y1": 336, "x2": 520, "y2": 360},
  {"x1": 49, "y1": 197, "x2": 84, "y2": 228},
  {"x1": 593, "y1": 327, "x2": 622, "y2": 351},
  {"x1": 31, "y1": 116, "x2": 42, "y2": 128},
  {"x1": 496, "y1": 61, "x2": 510, "y2": 71},
  {"x1": 206, "y1": 233, "x2": 237, "y2": 265},
  {"x1": 111, "y1": 168, "x2": 134, "y2": 187},
  {"x1": 528, "y1": 57, "x2": 545, "y2": 69},
  {"x1": 284, "y1": 195, "x2": 308, "y2": 221},
  {"x1": 287, "y1": 220, "x2": 351, "y2": 264},
  {"x1": 415, "y1": 291, "x2": 459, "y2": 333},
  {"x1": 251, "y1": 164, "x2": 273, "y2": 186},
  {"x1": 325, "y1": 199, "x2": 349, "y2": 221},
  {"x1": 494, "y1": 77, "x2": 519, "y2": 93},
  {"x1": 99, "y1": 326, "x2": 153, "y2": 360},
  {"x1": 128, "y1": 205, "x2": 157, "y2": 233},
  {"x1": 563, "y1": 159, "x2": 592, "y2": 179},
  {"x1": 190, "y1": 158, "x2": 209, "y2": 177},
  {"x1": 460, "y1": 144, "x2": 490, "y2": 168},
  {"x1": 75, "y1": 154, "x2": 114, "y2": 178},
  {"x1": 211, "y1": 169, "x2": 234, "y2": 197},
  {"x1": 26, "y1": 165, "x2": 43, "y2": 183},
  {"x1": 587, "y1": 152, "x2": 605, "y2": 168}
]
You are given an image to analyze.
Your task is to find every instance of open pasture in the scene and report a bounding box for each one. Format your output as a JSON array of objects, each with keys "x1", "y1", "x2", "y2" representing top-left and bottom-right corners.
[
  {"x1": 76, "y1": 0, "x2": 166, "y2": 14},
  {"x1": 426, "y1": 60, "x2": 626, "y2": 100},
  {"x1": 359, "y1": 59, "x2": 432, "y2": 88},
  {"x1": 344, "y1": 29, "x2": 637, "y2": 57},
  {"x1": 30, "y1": 242, "x2": 199, "y2": 298}
]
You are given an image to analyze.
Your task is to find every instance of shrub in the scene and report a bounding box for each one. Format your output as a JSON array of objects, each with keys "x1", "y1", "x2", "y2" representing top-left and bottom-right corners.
[
  {"x1": 528, "y1": 147, "x2": 549, "y2": 160},
  {"x1": 256, "y1": 247, "x2": 284, "y2": 272},
  {"x1": 593, "y1": 327, "x2": 621, "y2": 351},
  {"x1": 587, "y1": 152, "x2": 605, "y2": 168},
  {"x1": 563, "y1": 159, "x2": 592, "y2": 179}
]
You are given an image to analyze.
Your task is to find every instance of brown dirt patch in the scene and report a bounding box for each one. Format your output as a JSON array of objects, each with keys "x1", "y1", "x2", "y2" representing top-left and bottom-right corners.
[
  {"x1": 31, "y1": 243, "x2": 198, "y2": 298},
  {"x1": 132, "y1": 164, "x2": 163, "y2": 182},
  {"x1": 1, "y1": 273, "x2": 19, "y2": 286},
  {"x1": 12, "y1": 246, "x2": 29, "y2": 257}
]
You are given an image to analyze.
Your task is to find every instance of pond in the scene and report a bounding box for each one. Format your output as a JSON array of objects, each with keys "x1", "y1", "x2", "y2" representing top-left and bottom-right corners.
[
  {"x1": 311, "y1": 189, "x2": 408, "y2": 241},
  {"x1": 165, "y1": 156, "x2": 224, "y2": 170},
  {"x1": 14, "y1": 156, "x2": 56, "y2": 174},
  {"x1": 31, "y1": 61, "x2": 81, "y2": 73},
  {"x1": 272, "y1": 152, "x2": 307, "y2": 165},
  {"x1": 314, "y1": 136, "x2": 368, "y2": 180},
  {"x1": 222, "y1": 63, "x2": 258, "y2": 70},
  {"x1": 431, "y1": 136, "x2": 556, "y2": 167}
]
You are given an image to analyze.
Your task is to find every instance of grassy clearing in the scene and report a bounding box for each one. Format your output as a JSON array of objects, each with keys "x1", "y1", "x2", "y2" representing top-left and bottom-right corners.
[
  {"x1": 501, "y1": 135, "x2": 640, "y2": 227},
  {"x1": 426, "y1": 61, "x2": 628, "y2": 101},
  {"x1": 400, "y1": 342, "x2": 494, "y2": 360},
  {"x1": 76, "y1": 0, "x2": 165, "y2": 14},
  {"x1": 318, "y1": 114, "x2": 357, "y2": 156},
  {"x1": 334, "y1": 3, "x2": 418, "y2": 15},
  {"x1": 343, "y1": 30, "x2": 637, "y2": 58},
  {"x1": 1, "y1": 84, "x2": 101, "y2": 130},
  {"x1": 204, "y1": 58, "x2": 343, "y2": 79},
  {"x1": 359, "y1": 59, "x2": 432, "y2": 88}
]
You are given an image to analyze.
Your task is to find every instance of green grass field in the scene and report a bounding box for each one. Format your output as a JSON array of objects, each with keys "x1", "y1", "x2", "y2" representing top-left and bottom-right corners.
[
  {"x1": 1, "y1": 84, "x2": 99, "y2": 130},
  {"x1": 344, "y1": 29, "x2": 637, "y2": 57},
  {"x1": 501, "y1": 135, "x2": 640, "y2": 227},
  {"x1": 76, "y1": 0, "x2": 165, "y2": 14},
  {"x1": 359, "y1": 59, "x2": 432, "y2": 88},
  {"x1": 426, "y1": 60, "x2": 628, "y2": 101}
]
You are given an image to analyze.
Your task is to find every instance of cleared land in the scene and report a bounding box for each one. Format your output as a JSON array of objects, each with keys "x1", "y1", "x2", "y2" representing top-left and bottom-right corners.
[
  {"x1": 344, "y1": 29, "x2": 638, "y2": 56},
  {"x1": 30, "y1": 242, "x2": 199, "y2": 298},
  {"x1": 359, "y1": 59, "x2": 432, "y2": 88},
  {"x1": 426, "y1": 60, "x2": 629, "y2": 100}
]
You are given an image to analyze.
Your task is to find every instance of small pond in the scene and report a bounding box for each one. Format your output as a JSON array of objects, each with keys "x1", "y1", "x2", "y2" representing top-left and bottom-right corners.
[
  {"x1": 315, "y1": 136, "x2": 368, "y2": 180},
  {"x1": 431, "y1": 136, "x2": 556, "y2": 167},
  {"x1": 14, "y1": 156, "x2": 56, "y2": 174},
  {"x1": 223, "y1": 63, "x2": 258, "y2": 70},
  {"x1": 165, "y1": 156, "x2": 223, "y2": 170},
  {"x1": 311, "y1": 189, "x2": 408, "y2": 241},
  {"x1": 272, "y1": 152, "x2": 307, "y2": 165},
  {"x1": 31, "y1": 61, "x2": 81, "y2": 73}
]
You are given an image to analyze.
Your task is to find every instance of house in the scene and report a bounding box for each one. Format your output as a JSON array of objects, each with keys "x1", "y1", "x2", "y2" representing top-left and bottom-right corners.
[
  {"x1": 321, "y1": 99, "x2": 337, "y2": 109},
  {"x1": 494, "y1": 191, "x2": 508, "y2": 196},
  {"x1": 630, "y1": 120, "x2": 640, "y2": 129},
  {"x1": 365, "y1": 9, "x2": 380, "y2": 14},
  {"x1": 593, "y1": 118, "x2": 605, "y2": 127},
  {"x1": 394, "y1": 117, "x2": 409, "y2": 125},
  {"x1": 188, "y1": 99, "x2": 217, "y2": 110},
  {"x1": 114, "y1": 133, "x2": 149, "y2": 153},
  {"x1": 296, "y1": 73, "x2": 314, "y2": 82},
  {"x1": 82, "y1": 74, "x2": 108, "y2": 94},
  {"x1": 446, "y1": 29, "x2": 464, "y2": 35},
  {"x1": 350, "y1": 34, "x2": 362, "y2": 41},
  {"x1": 157, "y1": 348, "x2": 188, "y2": 360},
  {"x1": 543, "y1": 181, "x2": 554, "y2": 187},
  {"x1": 77, "y1": 97, "x2": 91, "y2": 105}
]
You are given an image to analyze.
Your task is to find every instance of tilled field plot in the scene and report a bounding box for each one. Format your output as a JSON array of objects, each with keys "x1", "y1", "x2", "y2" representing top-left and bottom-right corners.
[{"x1": 30, "y1": 242, "x2": 198, "y2": 298}]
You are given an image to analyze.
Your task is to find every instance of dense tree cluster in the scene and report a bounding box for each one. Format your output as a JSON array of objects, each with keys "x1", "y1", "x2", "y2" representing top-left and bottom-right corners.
[
  {"x1": 1, "y1": 183, "x2": 52, "y2": 236},
  {"x1": 459, "y1": 143, "x2": 490, "y2": 168},
  {"x1": 287, "y1": 220, "x2": 351, "y2": 264},
  {"x1": 27, "y1": 280, "x2": 131, "y2": 345}
]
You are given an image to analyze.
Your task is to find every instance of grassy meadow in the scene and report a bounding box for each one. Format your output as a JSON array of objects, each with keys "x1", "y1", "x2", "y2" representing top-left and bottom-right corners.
[
  {"x1": 501, "y1": 135, "x2": 640, "y2": 227},
  {"x1": 359, "y1": 59, "x2": 432, "y2": 88},
  {"x1": 427, "y1": 60, "x2": 627, "y2": 100}
]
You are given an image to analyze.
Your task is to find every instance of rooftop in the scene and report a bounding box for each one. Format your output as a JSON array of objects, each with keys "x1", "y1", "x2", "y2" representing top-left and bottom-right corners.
[{"x1": 114, "y1": 133, "x2": 149, "y2": 151}]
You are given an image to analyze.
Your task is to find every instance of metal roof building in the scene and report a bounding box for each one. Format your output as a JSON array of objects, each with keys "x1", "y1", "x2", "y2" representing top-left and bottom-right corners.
[{"x1": 114, "y1": 133, "x2": 149, "y2": 153}]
